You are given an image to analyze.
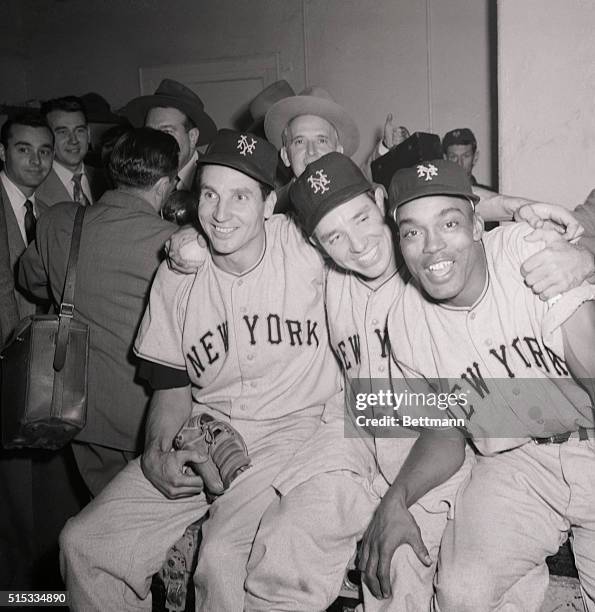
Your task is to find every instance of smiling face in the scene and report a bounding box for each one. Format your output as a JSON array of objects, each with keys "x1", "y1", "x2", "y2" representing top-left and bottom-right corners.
[
  {"x1": 313, "y1": 189, "x2": 395, "y2": 287},
  {"x1": 45, "y1": 109, "x2": 89, "y2": 172},
  {"x1": 0, "y1": 124, "x2": 54, "y2": 196},
  {"x1": 198, "y1": 164, "x2": 276, "y2": 274},
  {"x1": 396, "y1": 195, "x2": 485, "y2": 307},
  {"x1": 281, "y1": 115, "x2": 343, "y2": 177}
]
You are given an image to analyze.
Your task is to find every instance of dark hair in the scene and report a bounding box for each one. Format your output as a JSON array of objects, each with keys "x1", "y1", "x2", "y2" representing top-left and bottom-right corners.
[
  {"x1": 108, "y1": 127, "x2": 179, "y2": 189},
  {"x1": 100, "y1": 124, "x2": 132, "y2": 167},
  {"x1": 195, "y1": 165, "x2": 274, "y2": 201},
  {"x1": 40, "y1": 96, "x2": 88, "y2": 123},
  {"x1": 0, "y1": 112, "x2": 53, "y2": 147},
  {"x1": 162, "y1": 190, "x2": 197, "y2": 225}
]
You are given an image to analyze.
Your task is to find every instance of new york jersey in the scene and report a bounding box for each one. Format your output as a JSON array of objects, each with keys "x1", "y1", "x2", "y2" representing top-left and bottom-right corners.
[
  {"x1": 325, "y1": 264, "x2": 417, "y2": 483},
  {"x1": 135, "y1": 215, "x2": 341, "y2": 428},
  {"x1": 388, "y1": 223, "x2": 594, "y2": 455}
]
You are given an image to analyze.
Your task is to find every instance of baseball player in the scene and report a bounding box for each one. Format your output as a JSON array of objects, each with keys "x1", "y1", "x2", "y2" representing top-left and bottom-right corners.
[
  {"x1": 243, "y1": 152, "x2": 474, "y2": 612},
  {"x1": 163, "y1": 152, "x2": 584, "y2": 611},
  {"x1": 386, "y1": 159, "x2": 595, "y2": 611},
  {"x1": 59, "y1": 129, "x2": 342, "y2": 611}
]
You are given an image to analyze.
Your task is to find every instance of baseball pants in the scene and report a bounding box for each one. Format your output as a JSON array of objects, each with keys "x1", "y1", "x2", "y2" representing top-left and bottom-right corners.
[
  {"x1": 434, "y1": 435, "x2": 595, "y2": 612},
  {"x1": 245, "y1": 453, "x2": 473, "y2": 611},
  {"x1": 60, "y1": 412, "x2": 321, "y2": 612}
]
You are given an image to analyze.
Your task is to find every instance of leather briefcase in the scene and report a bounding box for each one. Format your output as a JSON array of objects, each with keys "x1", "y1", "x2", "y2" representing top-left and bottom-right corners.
[
  {"x1": 1, "y1": 314, "x2": 89, "y2": 449},
  {"x1": 371, "y1": 131, "x2": 443, "y2": 192},
  {"x1": 1, "y1": 205, "x2": 89, "y2": 450}
]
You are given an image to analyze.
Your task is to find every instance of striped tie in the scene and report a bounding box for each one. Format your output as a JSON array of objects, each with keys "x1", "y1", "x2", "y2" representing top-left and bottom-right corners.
[{"x1": 72, "y1": 173, "x2": 91, "y2": 206}]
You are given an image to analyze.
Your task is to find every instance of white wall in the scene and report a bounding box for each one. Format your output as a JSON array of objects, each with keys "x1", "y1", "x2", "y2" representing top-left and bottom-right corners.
[
  {"x1": 498, "y1": 0, "x2": 595, "y2": 207},
  {"x1": 12, "y1": 0, "x2": 492, "y2": 184},
  {"x1": 302, "y1": 0, "x2": 492, "y2": 180}
]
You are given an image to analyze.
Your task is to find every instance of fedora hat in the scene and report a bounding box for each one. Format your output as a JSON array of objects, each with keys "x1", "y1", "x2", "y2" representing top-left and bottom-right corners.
[
  {"x1": 80, "y1": 92, "x2": 127, "y2": 124},
  {"x1": 247, "y1": 80, "x2": 295, "y2": 132},
  {"x1": 264, "y1": 86, "x2": 359, "y2": 157},
  {"x1": 120, "y1": 79, "x2": 217, "y2": 145}
]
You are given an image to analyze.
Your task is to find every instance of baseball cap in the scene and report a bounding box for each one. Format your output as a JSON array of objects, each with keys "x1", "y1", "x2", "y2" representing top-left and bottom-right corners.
[
  {"x1": 290, "y1": 152, "x2": 371, "y2": 236},
  {"x1": 388, "y1": 159, "x2": 479, "y2": 221},
  {"x1": 442, "y1": 127, "x2": 477, "y2": 151},
  {"x1": 198, "y1": 129, "x2": 278, "y2": 188}
]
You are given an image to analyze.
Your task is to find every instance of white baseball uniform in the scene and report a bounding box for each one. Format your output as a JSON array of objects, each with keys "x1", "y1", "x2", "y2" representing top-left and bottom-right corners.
[
  {"x1": 246, "y1": 263, "x2": 473, "y2": 611},
  {"x1": 60, "y1": 214, "x2": 342, "y2": 612},
  {"x1": 387, "y1": 222, "x2": 595, "y2": 611}
]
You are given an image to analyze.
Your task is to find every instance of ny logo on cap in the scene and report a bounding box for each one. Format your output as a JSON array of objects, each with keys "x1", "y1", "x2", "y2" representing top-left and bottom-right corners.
[
  {"x1": 417, "y1": 163, "x2": 438, "y2": 182},
  {"x1": 307, "y1": 169, "x2": 331, "y2": 195},
  {"x1": 237, "y1": 134, "x2": 257, "y2": 156}
]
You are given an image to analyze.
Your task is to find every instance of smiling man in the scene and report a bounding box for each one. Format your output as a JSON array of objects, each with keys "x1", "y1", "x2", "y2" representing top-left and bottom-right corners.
[
  {"x1": 0, "y1": 111, "x2": 55, "y2": 588},
  {"x1": 59, "y1": 129, "x2": 341, "y2": 611},
  {"x1": 38, "y1": 96, "x2": 109, "y2": 205},
  {"x1": 263, "y1": 86, "x2": 359, "y2": 213},
  {"x1": 245, "y1": 153, "x2": 472, "y2": 612},
  {"x1": 387, "y1": 159, "x2": 595, "y2": 611}
]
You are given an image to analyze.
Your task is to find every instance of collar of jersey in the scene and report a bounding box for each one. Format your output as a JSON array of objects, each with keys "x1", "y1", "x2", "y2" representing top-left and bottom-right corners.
[{"x1": 209, "y1": 226, "x2": 268, "y2": 278}]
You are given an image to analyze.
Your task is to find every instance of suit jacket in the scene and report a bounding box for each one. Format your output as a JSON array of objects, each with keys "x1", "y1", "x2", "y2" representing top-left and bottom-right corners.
[
  {"x1": 36, "y1": 165, "x2": 110, "y2": 206},
  {"x1": 0, "y1": 197, "x2": 19, "y2": 345},
  {"x1": 18, "y1": 191, "x2": 177, "y2": 451},
  {"x1": 1, "y1": 184, "x2": 49, "y2": 322}
]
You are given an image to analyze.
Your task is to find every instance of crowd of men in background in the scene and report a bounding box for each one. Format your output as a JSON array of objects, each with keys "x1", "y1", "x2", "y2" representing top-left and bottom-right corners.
[{"x1": 1, "y1": 78, "x2": 595, "y2": 611}]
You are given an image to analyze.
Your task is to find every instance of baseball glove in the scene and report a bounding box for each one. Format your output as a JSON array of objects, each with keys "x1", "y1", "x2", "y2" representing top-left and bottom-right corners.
[{"x1": 173, "y1": 413, "x2": 251, "y2": 496}]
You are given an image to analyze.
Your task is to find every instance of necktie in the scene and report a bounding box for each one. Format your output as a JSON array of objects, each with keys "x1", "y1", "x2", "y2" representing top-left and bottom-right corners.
[
  {"x1": 72, "y1": 173, "x2": 90, "y2": 206},
  {"x1": 24, "y1": 199, "x2": 36, "y2": 244}
]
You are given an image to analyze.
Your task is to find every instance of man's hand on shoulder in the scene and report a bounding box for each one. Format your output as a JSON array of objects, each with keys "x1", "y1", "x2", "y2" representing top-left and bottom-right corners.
[
  {"x1": 141, "y1": 445, "x2": 205, "y2": 499},
  {"x1": 516, "y1": 203, "x2": 583, "y2": 241},
  {"x1": 358, "y1": 486, "x2": 431, "y2": 600},
  {"x1": 164, "y1": 224, "x2": 208, "y2": 274}
]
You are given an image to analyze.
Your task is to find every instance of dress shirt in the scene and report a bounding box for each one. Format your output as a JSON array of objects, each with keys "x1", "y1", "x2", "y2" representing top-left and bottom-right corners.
[
  {"x1": 53, "y1": 160, "x2": 93, "y2": 204},
  {"x1": 176, "y1": 150, "x2": 198, "y2": 191},
  {"x1": 0, "y1": 170, "x2": 39, "y2": 243}
]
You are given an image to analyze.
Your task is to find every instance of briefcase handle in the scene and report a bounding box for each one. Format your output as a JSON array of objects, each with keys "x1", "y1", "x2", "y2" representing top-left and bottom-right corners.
[{"x1": 53, "y1": 205, "x2": 86, "y2": 372}]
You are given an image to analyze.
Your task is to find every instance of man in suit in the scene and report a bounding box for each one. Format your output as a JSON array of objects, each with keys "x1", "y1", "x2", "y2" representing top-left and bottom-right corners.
[
  {"x1": 0, "y1": 200, "x2": 19, "y2": 347},
  {"x1": 38, "y1": 96, "x2": 109, "y2": 206},
  {"x1": 121, "y1": 79, "x2": 217, "y2": 192},
  {"x1": 0, "y1": 113, "x2": 53, "y2": 315},
  {"x1": 19, "y1": 127, "x2": 179, "y2": 497},
  {"x1": 0, "y1": 112, "x2": 62, "y2": 587}
]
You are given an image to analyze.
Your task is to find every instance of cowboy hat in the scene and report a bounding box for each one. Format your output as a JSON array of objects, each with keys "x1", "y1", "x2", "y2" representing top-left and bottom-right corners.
[
  {"x1": 264, "y1": 86, "x2": 359, "y2": 157},
  {"x1": 120, "y1": 79, "x2": 217, "y2": 145}
]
